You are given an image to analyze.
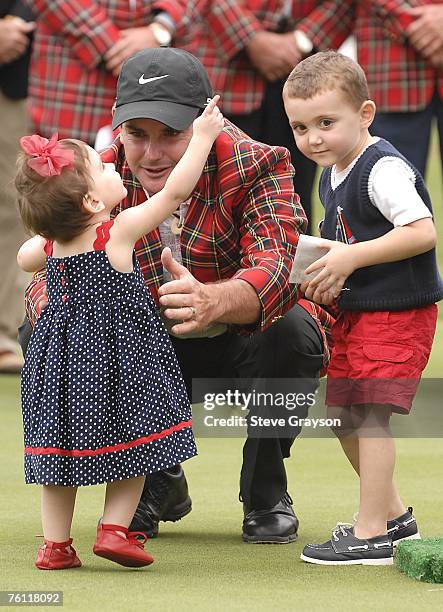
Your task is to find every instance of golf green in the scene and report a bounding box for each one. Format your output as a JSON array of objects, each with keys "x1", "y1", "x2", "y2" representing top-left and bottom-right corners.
[
  {"x1": 1, "y1": 118, "x2": 441, "y2": 612},
  {"x1": 1, "y1": 375, "x2": 443, "y2": 611}
]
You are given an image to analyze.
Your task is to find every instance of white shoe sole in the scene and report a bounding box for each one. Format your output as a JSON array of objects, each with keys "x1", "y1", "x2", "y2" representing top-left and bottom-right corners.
[
  {"x1": 392, "y1": 532, "x2": 421, "y2": 547},
  {"x1": 300, "y1": 553, "x2": 394, "y2": 566}
]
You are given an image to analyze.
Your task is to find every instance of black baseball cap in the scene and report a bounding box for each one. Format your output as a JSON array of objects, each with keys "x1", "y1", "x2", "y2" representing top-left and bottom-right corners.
[{"x1": 112, "y1": 48, "x2": 213, "y2": 131}]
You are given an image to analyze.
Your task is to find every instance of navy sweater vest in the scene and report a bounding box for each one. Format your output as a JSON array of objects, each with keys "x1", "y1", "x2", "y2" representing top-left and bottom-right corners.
[{"x1": 319, "y1": 139, "x2": 443, "y2": 311}]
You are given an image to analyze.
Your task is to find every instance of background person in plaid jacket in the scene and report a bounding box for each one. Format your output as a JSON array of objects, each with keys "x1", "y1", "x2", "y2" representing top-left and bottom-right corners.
[
  {"x1": 183, "y1": 0, "x2": 354, "y2": 231},
  {"x1": 23, "y1": 0, "x2": 189, "y2": 145},
  {"x1": 294, "y1": 0, "x2": 443, "y2": 177},
  {"x1": 19, "y1": 48, "x2": 335, "y2": 545}
]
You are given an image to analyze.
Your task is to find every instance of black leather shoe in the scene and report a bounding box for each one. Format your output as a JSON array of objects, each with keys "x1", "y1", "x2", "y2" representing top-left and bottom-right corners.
[
  {"x1": 129, "y1": 465, "x2": 192, "y2": 538},
  {"x1": 242, "y1": 493, "x2": 299, "y2": 544}
]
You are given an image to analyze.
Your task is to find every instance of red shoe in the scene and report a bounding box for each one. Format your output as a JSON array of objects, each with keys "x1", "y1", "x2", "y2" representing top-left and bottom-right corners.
[
  {"x1": 35, "y1": 538, "x2": 82, "y2": 570},
  {"x1": 93, "y1": 523, "x2": 154, "y2": 567}
]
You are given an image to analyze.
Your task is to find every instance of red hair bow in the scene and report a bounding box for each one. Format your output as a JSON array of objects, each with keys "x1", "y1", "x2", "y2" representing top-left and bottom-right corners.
[{"x1": 20, "y1": 133, "x2": 75, "y2": 177}]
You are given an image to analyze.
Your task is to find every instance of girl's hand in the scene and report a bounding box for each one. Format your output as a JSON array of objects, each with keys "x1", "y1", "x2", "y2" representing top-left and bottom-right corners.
[
  {"x1": 192, "y1": 95, "x2": 224, "y2": 142},
  {"x1": 303, "y1": 242, "x2": 356, "y2": 304}
]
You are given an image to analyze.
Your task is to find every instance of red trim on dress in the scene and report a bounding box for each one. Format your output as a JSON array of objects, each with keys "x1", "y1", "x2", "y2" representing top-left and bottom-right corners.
[
  {"x1": 24, "y1": 419, "x2": 192, "y2": 457},
  {"x1": 93, "y1": 220, "x2": 114, "y2": 251}
]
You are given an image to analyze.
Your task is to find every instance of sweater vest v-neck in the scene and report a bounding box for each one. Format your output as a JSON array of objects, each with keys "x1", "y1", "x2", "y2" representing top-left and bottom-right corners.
[{"x1": 319, "y1": 139, "x2": 443, "y2": 311}]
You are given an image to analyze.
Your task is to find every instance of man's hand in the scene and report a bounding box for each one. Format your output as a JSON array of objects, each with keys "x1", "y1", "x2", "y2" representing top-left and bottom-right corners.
[
  {"x1": 407, "y1": 5, "x2": 443, "y2": 65},
  {"x1": 0, "y1": 17, "x2": 35, "y2": 65},
  {"x1": 245, "y1": 31, "x2": 301, "y2": 81},
  {"x1": 301, "y1": 242, "x2": 356, "y2": 305},
  {"x1": 429, "y1": 47, "x2": 443, "y2": 68},
  {"x1": 158, "y1": 248, "x2": 218, "y2": 335},
  {"x1": 104, "y1": 26, "x2": 165, "y2": 76}
]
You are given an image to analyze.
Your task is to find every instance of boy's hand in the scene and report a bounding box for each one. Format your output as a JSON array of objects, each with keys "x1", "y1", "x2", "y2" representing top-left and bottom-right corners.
[
  {"x1": 192, "y1": 95, "x2": 224, "y2": 141},
  {"x1": 303, "y1": 241, "x2": 356, "y2": 304}
]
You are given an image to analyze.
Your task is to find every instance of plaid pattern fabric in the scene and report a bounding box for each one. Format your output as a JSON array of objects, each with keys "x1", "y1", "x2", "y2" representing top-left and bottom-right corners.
[
  {"x1": 25, "y1": 121, "x2": 334, "y2": 365},
  {"x1": 24, "y1": 0, "x2": 188, "y2": 143},
  {"x1": 299, "y1": 0, "x2": 443, "y2": 112},
  {"x1": 182, "y1": 1, "x2": 354, "y2": 115}
]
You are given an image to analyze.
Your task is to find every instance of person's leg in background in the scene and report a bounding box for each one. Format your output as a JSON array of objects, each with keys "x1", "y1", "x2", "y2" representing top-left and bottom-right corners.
[
  {"x1": 226, "y1": 79, "x2": 317, "y2": 234},
  {"x1": 0, "y1": 91, "x2": 28, "y2": 373}
]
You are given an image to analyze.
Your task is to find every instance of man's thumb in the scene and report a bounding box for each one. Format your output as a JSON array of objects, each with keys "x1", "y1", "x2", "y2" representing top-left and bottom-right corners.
[{"x1": 161, "y1": 247, "x2": 188, "y2": 280}]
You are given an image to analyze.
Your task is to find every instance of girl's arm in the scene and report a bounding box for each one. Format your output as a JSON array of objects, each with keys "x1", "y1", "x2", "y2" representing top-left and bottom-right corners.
[
  {"x1": 114, "y1": 95, "x2": 224, "y2": 244},
  {"x1": 17, "y1": 235, "x2": 47, "y2": 272}
]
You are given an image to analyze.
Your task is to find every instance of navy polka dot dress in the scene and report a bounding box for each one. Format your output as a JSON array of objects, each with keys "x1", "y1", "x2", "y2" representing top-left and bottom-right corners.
[{"x1": 22, "y1": 221, "x2": 196, "y2": 487}]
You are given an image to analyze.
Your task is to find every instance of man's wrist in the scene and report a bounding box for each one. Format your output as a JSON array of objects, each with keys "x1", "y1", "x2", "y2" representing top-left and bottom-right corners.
[
  {"x1": 203, "y1": 282, "x2": 225, "y2": 323},
  {"x1": 293, "y1": 30, "x2": 313, "y2": 57},
  {"x1": 148, "y1": 21, "x2": 173, "y2": 46},
  {"x1": 206, "y1": 278, "x2": 261, "y2": 326},
  {"x1": 153, "y1": 11, "x2": 176, "y2": 34},
  {"x1": 150, "y1": 11, "x2": 175, "y2": 46}
]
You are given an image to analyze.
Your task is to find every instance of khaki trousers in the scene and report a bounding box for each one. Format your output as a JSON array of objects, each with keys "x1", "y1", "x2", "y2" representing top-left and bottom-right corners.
[{"x1": 0, "y1": 90, "x2": 28, "y2": 352}]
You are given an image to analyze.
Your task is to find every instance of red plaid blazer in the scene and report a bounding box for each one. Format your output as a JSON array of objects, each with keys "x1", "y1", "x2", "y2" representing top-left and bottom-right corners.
[
  {"x1": 299, "y1": 0, "x2": 443, "y2": 112},
  {"x1": 25, "y1": 121, "x2": 335, "y2": 365},
  {"x1": 182, "y1": 1, "x2": 354, "y2": 115},
  {"x1": 24, "y1": 0, "x2": 188, "y2": 144}
]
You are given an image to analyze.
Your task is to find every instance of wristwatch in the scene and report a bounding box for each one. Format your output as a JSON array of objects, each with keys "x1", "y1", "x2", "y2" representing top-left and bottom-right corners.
[
  {"x1": 293, "y1": 30, "x2": 314, "y2": 56},
  {"x1": 149, "y1": 21, "x2": 172, "y2": 47}
]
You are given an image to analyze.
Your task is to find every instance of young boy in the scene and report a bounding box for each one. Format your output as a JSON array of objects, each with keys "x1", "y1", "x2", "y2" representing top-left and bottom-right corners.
[{"x1": 283, "y1": 51, "x2": 443, "y2": 565}]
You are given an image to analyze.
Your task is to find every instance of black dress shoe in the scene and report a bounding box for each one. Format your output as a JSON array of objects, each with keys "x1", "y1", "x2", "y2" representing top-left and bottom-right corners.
[
  {"x1": 242, "y1": 493, "x2": 299, "y2": 544},
  {"x1": 129, "y1": 465, "x2": 192, "y2": 538}
]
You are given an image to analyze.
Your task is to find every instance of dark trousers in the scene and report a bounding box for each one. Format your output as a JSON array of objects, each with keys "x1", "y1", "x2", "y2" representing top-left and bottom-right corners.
[
  {"x1": 226, "y1": 79, "x2": 317, "y2": 233},
  {"x1": 18, "y1": 304, "x2": 324, "y2": 510},
  {"x1": 170, "y1": 304, "x2": 324, "y2": 510},
  {"x1": 370, "y1": 89, "x2": 443, "y2": 177}
]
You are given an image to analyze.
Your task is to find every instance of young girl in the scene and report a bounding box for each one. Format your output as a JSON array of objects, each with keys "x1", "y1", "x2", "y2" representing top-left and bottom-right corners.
[{"x1": 15, "y1": 97, "x2": 224, "y2": 570}]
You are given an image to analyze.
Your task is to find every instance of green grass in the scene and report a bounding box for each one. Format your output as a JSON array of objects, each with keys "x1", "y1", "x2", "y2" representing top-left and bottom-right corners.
[
  {"x1": 1, "y1": 376, "x2": 443, "y2": 611},
  {"x1": 0, "y1": 129, "x2": 442, "y2": 611}
]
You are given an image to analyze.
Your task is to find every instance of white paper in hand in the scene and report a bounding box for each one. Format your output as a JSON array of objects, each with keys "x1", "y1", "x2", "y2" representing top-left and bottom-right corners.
[{"x1": 290, "y1": 235, "x2": 330, "y2": 284}]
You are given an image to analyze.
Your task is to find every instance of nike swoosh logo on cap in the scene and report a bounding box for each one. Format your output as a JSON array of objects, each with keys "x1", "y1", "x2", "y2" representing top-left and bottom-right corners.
[{"x1": 138, "y1": 74, "x2": 170, "y2": 85}]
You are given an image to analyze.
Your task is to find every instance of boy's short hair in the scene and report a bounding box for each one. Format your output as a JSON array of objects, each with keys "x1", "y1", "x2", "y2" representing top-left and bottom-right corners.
[
  {"x1": 284, "y1": 51, "x2": 370, "y2": 110},
  {"x1": 15, "y1": 139, "x2": 94, "y2": 242}
]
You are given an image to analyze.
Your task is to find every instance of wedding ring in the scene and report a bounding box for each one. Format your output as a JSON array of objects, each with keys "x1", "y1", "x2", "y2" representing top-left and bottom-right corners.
[{"x1": 188, "y1": 306, "x2": 196, "y2": 320}]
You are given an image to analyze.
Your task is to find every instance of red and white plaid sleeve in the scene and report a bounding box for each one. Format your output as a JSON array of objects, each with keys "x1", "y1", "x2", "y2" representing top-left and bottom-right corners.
[
  {"x1": 296, "y1": 0, "x2": 355, "y2": 50},
  {"x1": 24, "y1": 270, "x2": 47, "y2": 328},
  {"x1": 225, "y1": 142, "x2": 306, "y2": 331},
  {"x1": 25, "y1": 0, "x2": 120, "y2": 68},
  {"x1": 191, "y1": 0, "x2": 263, "y2": 60}
]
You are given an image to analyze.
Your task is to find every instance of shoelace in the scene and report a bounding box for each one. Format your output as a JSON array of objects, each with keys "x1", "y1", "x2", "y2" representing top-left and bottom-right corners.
[
  {"x1": 284, "y1": 492, "x2": 293, "y2": 506},
  {"x1": 143, "y1": 473, "x2": 172, "y2": 510},
  {"x1": 243, "y1": 492, "x2": 294, "y2": 519},
  {"x1": 332, "y1": 523, "x2": 353, "y2": 541}
]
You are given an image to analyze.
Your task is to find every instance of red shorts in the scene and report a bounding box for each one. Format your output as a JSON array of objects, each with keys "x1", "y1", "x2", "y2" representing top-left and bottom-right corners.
[{"x1": 326, "y1": 305, "x2": 438, "y2": 413}]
